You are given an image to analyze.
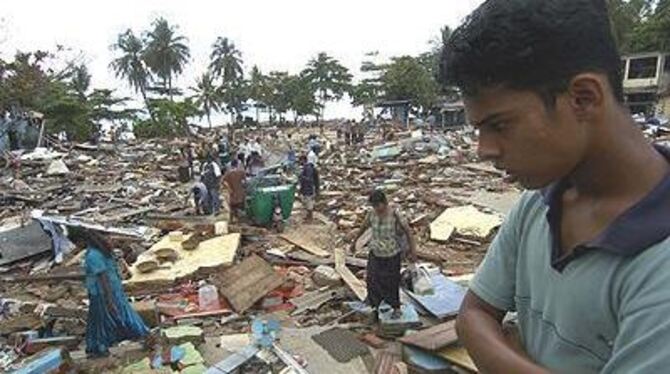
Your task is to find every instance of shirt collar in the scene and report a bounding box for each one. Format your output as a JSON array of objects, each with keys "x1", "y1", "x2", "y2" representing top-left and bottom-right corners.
[{"x1": 542, "y1": 145, "x2": 670, "y2": 258}]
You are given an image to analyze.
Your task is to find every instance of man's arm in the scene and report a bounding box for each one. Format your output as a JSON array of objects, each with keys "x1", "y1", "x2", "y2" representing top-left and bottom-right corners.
[{"x1": 457, "y1": 291, "x2": 549, "y2": 373}]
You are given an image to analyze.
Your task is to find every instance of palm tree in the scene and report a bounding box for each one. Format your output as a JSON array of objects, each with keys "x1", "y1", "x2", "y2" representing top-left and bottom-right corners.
[
  {"x1": 191, "y1": 72, "x2": 221, "y2": 128},
  {"x1": 143, "y1": 17, "x2": 190, "y2": 101},
  {"x1": 70, "y1": 64, "x2": 91, "y2": 100},
  {"x1": 209, "y1": 37, "x2": 243, "y2": 84},
  {"x1": 302, "y1": 52, "x2": 352, "y2": 123},
  {"x1": 248, "y1": 65, "x2": 268, "y2": 123},
  {"x1": 110, "y1": 29, "x2": 154, "y2": 119}
]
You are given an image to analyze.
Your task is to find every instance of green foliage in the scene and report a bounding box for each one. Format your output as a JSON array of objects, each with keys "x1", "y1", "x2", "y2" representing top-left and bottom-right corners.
[
  {"x1": 0, "y1": 50, "x2": 137, "y2": 141},
  {"x1": 210, "y1": 37, "x2": 243, "y2": 84},
  {"x1": 191, "y1": 72, "x2": 222, "y2": 128},
  {"x1": 301, "y1": 52, "x2": 352, "y2": 120},
  {"x1": 134, "y1": 98, "x2": 200, "y2": 138},
  {"x1": 608, "y1": 0, "x2": 670, "y2": 52},
  {"x1": 143, "y1": 17, "x2": 190, "y2": 98},
  {"x1": 380, "y1": 56, "x2": 439, "y2": 112}
]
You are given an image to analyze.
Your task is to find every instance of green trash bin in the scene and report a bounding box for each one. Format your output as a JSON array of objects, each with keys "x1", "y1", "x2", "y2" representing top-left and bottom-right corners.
[{"x1": 246, "y1": 184, "x2": 296, "y2": 226}]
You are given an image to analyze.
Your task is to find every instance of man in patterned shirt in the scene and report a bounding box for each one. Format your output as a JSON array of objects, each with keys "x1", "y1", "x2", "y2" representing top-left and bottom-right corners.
[{"x1": 351, "y1": 190, "x2": 418, "y2": 319}]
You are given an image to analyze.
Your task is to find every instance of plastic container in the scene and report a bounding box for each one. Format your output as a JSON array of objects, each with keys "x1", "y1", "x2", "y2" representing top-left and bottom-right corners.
[
  {"x1": 246, "y1": 184, "x2": 295, "y2": 226},
  {"x1": 198, "y1": 284, "x2": 221, "y2": 311}
]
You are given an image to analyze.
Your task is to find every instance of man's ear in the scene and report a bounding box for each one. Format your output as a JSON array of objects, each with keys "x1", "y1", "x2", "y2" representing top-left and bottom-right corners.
[{"x1": 567, "y1": 74, "x2": 607, "y2": 122}]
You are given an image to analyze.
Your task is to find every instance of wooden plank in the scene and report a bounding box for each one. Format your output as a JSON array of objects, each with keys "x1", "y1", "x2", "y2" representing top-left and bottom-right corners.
[
  {"x1": 98, "y1": 206, "x2": 155, "y2": 223},
  {"x1": 214, "y1": 254, "x2": 284, "y2": 313},
  {"x1": 398, "y1": 320, "x2": 458, "y2": 352},
  {"x1": 334, "y1": 249, "x2": 367, "y2": 301},
  {"x1": 437, "y1": 345, "x2": 478, "y2": 373},
  {"x1": 280, "y1": 230, "x2": 330, "y2": 257},
  {"x1": 355, "y1": 228, "x2": 371, "y2": 252}
]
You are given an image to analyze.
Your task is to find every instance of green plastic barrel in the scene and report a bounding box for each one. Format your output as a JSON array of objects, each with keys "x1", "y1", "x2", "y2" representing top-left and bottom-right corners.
[{"x1": 246, "y1": 184, "x2": 296, "y2": 226}]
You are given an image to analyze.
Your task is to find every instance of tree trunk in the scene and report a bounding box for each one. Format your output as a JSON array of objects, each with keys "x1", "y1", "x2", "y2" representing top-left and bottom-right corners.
[
  {"x1": 140, "y1": 86, "x2": 157, "y2": 125},
  {"x1": 207, "y1": 110, "x2": 212, "y2": 129},
  {"x1": 256, "y1": 105, "x2": 260, "y2": 124},
  {"x1": 168, "y1": 75, "x2": 173, "y2": 102}
]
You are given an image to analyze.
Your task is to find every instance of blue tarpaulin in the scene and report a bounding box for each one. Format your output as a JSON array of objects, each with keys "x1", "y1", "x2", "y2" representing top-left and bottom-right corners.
[{"x1": 404, "y1": 272, "x2": 467, "y2": 319}]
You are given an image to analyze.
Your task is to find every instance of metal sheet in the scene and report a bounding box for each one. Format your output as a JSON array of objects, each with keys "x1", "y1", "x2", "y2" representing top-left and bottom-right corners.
[
  {"x1": 0, "y1": 222, "x2": 52, "y2": 266},
  {"x1": 205, "y1": 345, "x2": 260, "y2": 374},
  {"x1": 404, "y1": 273, "x2": 466, "y2": 320}
]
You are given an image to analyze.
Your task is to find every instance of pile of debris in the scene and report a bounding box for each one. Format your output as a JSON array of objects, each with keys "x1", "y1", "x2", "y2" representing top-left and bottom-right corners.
[{"x1": 0, "y1": 123, "x2": 520, "y2": 373}]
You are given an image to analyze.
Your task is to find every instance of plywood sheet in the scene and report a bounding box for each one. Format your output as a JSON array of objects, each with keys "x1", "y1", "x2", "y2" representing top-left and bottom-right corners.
[
  {"x1": 430, "y1": 205, "x2": 502, "y2": 242},
  {"x1": 126, "y1": 233, "x2": 240, "y2": 288},
  {"x1": 281, "y1": 226, "x2": 330, "y2": 257},
  {"x1": 398, "y1": 320, "x2": 458, "y2": 351},
  {"x1": 214, "y1": 254, "x2": 284, "y2": 313}
]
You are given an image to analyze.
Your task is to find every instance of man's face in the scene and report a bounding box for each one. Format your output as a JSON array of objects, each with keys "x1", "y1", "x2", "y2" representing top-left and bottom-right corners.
[{"x1": 464, "y1": 87, "x2": 589, "y2": 189}]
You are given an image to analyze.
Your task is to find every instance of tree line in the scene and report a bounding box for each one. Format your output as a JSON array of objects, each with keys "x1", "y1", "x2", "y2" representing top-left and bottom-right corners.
[{"x1": 0, "y1": 3, "x2": 667, "y2": 141}]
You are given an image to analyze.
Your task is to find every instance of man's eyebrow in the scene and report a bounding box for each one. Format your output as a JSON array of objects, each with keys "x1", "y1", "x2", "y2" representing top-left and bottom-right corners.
[{"x1": 470, "y1": 112, "x2": 506, "y2": 129}]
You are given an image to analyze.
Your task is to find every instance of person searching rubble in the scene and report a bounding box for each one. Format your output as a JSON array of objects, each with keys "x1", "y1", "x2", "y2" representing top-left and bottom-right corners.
[
  {"x1": 350, "y1": 190, "x2": 418, "y2": 320},
  {"x1": 68, "y1": 227, "x2": 150, "y2": 357},
  {"x1": 191, "y1": 177, "x2": 211, "y2": 215},
  {"x1": 298, "y1": 154, "x2": 319, "y2": 222},
  {"x1": 444, "y1": 0, "x2": 670, "y2": 372}
]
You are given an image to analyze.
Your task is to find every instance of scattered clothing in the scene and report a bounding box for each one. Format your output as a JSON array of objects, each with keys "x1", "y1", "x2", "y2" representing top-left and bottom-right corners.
[{"x1": 84, "y1": 246, "x2": 148, "y2": 356}]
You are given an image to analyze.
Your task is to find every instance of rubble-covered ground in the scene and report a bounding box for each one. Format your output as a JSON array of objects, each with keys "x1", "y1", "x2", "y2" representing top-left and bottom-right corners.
[{"x1": 0, "y1": 122, "x2": 522, "y2": 373}]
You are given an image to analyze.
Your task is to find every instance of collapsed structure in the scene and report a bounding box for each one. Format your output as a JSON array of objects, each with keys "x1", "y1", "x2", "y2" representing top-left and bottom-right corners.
[{"x1": 0, "y1": 121, "x2": 522, "y2": 373}]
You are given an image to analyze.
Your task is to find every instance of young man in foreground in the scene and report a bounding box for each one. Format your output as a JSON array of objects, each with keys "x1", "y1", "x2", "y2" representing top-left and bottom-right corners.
[{"x1": 443, "y1": 0, "x2": 670, "y2": 372}]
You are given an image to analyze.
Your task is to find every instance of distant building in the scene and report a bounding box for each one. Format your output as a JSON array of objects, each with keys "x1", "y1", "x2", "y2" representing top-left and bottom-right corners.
[{"x1": 621, "y1": 52, "x2": 670, "y2": 116}]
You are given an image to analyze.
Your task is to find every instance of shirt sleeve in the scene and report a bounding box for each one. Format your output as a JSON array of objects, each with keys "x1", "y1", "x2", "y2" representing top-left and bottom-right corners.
[
  {"x1": 601, "y1": 247, "x2": 670, "y2": 373},
  {"x1": 469, "y1": 193, "x2": 530, "y2": 312}
]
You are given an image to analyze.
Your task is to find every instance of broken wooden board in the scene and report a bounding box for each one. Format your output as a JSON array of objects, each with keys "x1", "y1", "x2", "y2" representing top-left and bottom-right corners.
[
  {"x1": 429, "y1": 205, "x2": 503, "y2": 242},
  {"x1": 355, "y1": 228, "x2": 371, "y2": 253},
  {"x1": 437, "y1": 345, "x2": 478, "y2": 373},
  {"x1": 213, "y1": 254, "x2": 284, "y2": 313},
  {"x1": 335, "y1": 249, "x2": 367, "y2": 301},
  {"x1": 398, "y1": 320, "x2": 458, "y2": 352},
  {"x1": 126, "y1": 233, "x2": 240, "y2": 290},
  {"x1": 280, "y1": 226, "x2": 330, "y2": 257}
]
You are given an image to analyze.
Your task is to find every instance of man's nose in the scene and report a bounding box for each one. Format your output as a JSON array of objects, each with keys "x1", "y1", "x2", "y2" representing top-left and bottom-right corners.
[{"x1": 477, "y1": 133, "x2": 501, "y2": 162}]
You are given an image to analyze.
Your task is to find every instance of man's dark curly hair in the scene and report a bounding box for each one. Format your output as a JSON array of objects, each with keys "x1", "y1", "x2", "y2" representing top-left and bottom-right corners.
[{"x1": 441, "y1": 0, "x2": 623, "y2": 106}]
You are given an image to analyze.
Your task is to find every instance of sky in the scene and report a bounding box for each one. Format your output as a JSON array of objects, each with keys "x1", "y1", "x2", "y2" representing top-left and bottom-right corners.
[{"x1": 1, "y1": 0, "x2": 484, "y2": 125}]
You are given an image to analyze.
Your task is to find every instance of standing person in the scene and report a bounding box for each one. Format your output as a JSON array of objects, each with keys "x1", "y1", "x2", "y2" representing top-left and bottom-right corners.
[
  {"x1": 201, "y1": 153, "x2": 222, "y2": 214},
  {"x1": 444, "y1": 1, "x2": 670, "y2": 373},
  {"x1": 69, "y1": 228, "x2": 149, "y2": 357},
  {"x1": 223, "y1": 159, "x2": 246, "y2": 221},
  {"x1": 298, "y1": 155, "x2": 319, "y2": 222},
  {"x1": 285, "y1": 133, "x2": 297, "y2": 171},
  {"x1": 350, "y1": 190, "x2": 417, "y2": 320}
]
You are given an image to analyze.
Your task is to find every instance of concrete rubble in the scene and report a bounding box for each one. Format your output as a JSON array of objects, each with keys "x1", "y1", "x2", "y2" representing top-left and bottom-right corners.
[{"x1": 0, "y1": 121, "x2": 523, "y2": 373}]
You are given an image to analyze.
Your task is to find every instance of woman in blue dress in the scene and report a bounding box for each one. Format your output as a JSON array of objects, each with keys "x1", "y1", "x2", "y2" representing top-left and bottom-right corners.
[{"x1": 69, "y1": 228, "x2": 149, "y2": 357}]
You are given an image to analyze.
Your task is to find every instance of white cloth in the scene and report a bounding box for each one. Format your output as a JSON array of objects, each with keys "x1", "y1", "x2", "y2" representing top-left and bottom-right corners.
[
  {"x1": 212, "y1": 162, "x2": 222, "y2": 177},
  {"x1": 307, "y1": 150, "x2": 318, "y2": 166}
]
